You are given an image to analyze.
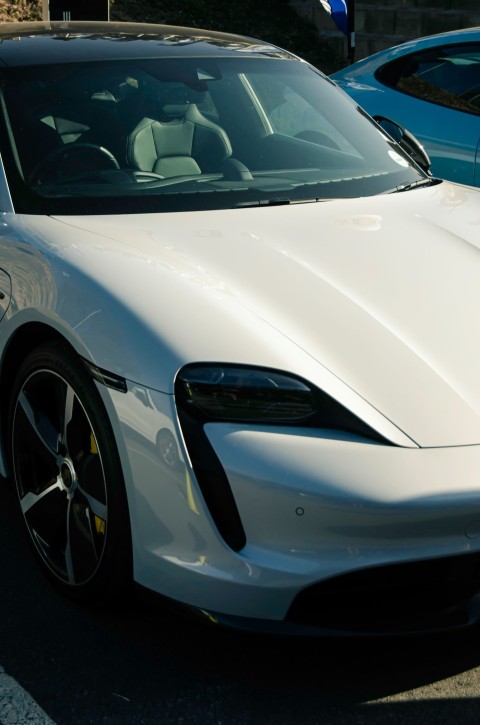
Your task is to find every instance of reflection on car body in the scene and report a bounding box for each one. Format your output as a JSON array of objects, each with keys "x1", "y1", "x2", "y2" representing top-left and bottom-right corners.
[{"x1": 1, "y1": 21, "x2": 480, "y2": 636}]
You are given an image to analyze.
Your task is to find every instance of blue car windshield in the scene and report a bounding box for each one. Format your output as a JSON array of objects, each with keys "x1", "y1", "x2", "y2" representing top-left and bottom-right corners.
[{"x1": 0, "y1": 56, "x2": 425, "y2": 214}]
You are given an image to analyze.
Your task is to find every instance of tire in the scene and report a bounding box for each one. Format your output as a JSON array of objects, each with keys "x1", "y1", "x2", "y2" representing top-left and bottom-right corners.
[{"x1": 8, "y1": 340, "x2": 132, "y2": 605}]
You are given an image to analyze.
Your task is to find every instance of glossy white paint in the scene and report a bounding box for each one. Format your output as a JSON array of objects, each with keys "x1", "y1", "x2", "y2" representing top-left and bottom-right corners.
[
  {"x1": 4, "y1": 20, "x2": 480, "y2": 633},
  {"x1": 105, "y1": 379, "x2": 480, "y2": 619},
  {"x1": 0, "y1": 180, "x2": 471, "y2": 620},
  {"x1": 23, "y1": 180, "x2": 480, "y2": 448}
]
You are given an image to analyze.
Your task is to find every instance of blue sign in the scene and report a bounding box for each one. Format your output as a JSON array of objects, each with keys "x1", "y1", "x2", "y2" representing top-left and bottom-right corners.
[{"x1": 319, "y1": 0, "x2": 348, "y2": 36}]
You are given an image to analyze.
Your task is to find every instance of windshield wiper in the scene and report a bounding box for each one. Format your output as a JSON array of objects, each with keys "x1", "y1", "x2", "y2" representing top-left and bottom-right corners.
[
  {"x1": 388, "y1": 177, "x2": 442, "y2": 193},
  {"x1": 234, "y1": 197, "x2": 323, "y2": 208}
]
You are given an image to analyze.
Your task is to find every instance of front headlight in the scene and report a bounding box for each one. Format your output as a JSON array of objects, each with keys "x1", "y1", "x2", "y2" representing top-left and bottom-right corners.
[
  {"x1": 176, "y1": 365, "x2": 316, "y2": 422},
  {"x1": 175, "y1": 363, "x2": 387, "y2": 553},
  {"x1": 176, "y1": 363, "x2": 385, "y2": 437}
]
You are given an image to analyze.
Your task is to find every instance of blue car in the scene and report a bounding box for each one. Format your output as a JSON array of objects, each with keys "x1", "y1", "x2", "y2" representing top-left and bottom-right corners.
[{"x1": 331, "y1": 28, "x2": 480, "y2": 186}]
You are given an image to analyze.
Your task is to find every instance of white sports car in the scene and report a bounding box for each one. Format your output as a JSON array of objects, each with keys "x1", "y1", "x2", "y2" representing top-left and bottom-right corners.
[{"x1": 2, "y1": 20, "x2": 480, "y2": 636}]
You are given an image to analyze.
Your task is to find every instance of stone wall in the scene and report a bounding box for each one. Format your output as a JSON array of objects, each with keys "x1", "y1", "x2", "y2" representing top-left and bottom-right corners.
[{"x1": 290, "y1": 0, "x2": 480, "y2": 66}]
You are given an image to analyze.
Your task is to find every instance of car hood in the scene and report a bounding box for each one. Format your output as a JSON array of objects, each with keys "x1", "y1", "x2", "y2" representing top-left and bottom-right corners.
[{"x1": 46, "y1": 182, "x2": 480, "y2": 448}]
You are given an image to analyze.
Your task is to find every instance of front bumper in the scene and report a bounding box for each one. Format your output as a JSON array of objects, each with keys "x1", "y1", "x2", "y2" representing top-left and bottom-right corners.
[{"x1": 109, "y1": 383, "x2": 480, "y2": 634}]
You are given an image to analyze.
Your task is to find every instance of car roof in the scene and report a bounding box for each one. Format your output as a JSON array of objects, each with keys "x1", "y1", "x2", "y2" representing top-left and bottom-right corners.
[
  {"x1": 0, "y1": 21, "x2": 296, "y2": 67},
  {"x1": 379, "y1": 25, "x2": 480, "y2": 60},
  {"x1": 331, "y1": 26, "x2": 480, "y2": 79}
]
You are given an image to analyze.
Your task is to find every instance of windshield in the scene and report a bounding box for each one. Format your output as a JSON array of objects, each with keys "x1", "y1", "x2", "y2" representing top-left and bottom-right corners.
[{"x1": 0, "y1": 56, "x2": 425, "y2": 214}]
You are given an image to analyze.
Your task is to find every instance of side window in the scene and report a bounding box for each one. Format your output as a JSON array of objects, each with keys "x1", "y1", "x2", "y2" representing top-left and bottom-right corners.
[
  {"x1": 243, "y1": 73, "x2": 357, "y2": 153},
  {"x1": 376, "y1": 44, "x2": 480, "y2": 115}
]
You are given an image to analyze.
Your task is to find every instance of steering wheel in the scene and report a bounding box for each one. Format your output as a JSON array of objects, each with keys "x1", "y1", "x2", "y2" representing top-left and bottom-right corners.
[{"x1": 29, "y1": 143, "x2": 120, "y2": 185}]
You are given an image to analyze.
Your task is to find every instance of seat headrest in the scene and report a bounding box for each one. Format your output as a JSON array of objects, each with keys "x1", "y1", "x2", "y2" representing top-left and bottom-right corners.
[{"x1": 127, "y1": 104, "x2": 232, "y2": 176}]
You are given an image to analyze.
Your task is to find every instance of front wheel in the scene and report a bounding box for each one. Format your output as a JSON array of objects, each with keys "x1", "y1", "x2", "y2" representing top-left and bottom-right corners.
[{"x1": 8, "y1": 341, "x2": 132, "y2": 604}]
